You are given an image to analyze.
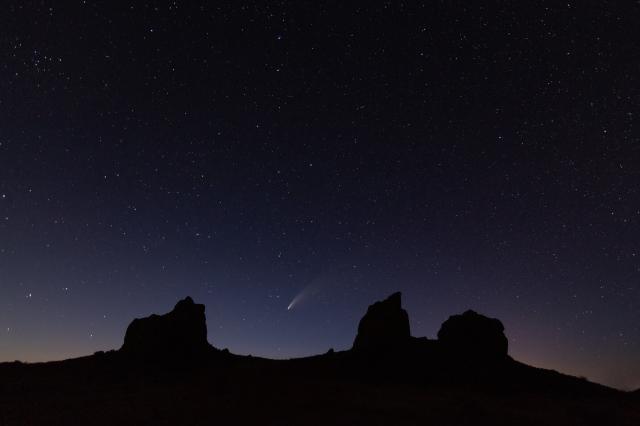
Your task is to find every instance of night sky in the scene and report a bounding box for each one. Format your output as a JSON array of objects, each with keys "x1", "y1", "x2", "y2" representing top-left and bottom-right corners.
[{"x1": 1, "y1": 1, "x2": 639, "y2": 390}]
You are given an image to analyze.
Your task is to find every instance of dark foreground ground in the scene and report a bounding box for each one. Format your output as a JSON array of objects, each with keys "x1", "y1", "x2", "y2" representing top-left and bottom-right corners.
[{"x1": 1, "y1": 351, "x2": 639, "y2": 426}]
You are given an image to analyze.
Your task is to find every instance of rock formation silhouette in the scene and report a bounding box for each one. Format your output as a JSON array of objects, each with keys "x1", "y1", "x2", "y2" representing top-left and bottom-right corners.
[
  {"x1": 350, "y1": 292, "x2": 506, "y2": 363},
  {"x1": 352, "y1": 292, "x2": 411, "y2": 351},
  {"x1": 120, "y1": 296, "x2": 211, "y2": 361},
  {"x1": 437, "y1": 309, "x2": 508, "y2": 362},
  {"x1": 3, "y1": 292, "x2": 634, "y2": 426}
]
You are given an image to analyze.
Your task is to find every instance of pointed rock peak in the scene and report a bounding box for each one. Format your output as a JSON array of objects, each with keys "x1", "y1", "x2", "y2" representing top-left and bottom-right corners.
[
  {"x1": 352, "y1": 292, "x2": 411, "y2": 351},
  {"x1": 179, "y1": 296, "x2": 195, "y2": 305},
  {"x1": 174, "y1": 296, "x2": 203, "y2": 312},
  {"x1": 384, "y1": 292, "x2": 402, "y2": 308}
]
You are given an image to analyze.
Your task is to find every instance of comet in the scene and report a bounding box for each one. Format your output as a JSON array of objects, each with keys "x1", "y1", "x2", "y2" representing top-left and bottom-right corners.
[{"x1": 287, "y1": 284, "x2": 317, "y2": 311}]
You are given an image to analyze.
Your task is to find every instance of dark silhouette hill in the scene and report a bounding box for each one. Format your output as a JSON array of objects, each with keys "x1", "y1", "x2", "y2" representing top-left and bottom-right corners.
[{"x1": 1, "y1": 292, "x2": 638, "y2": 425}]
